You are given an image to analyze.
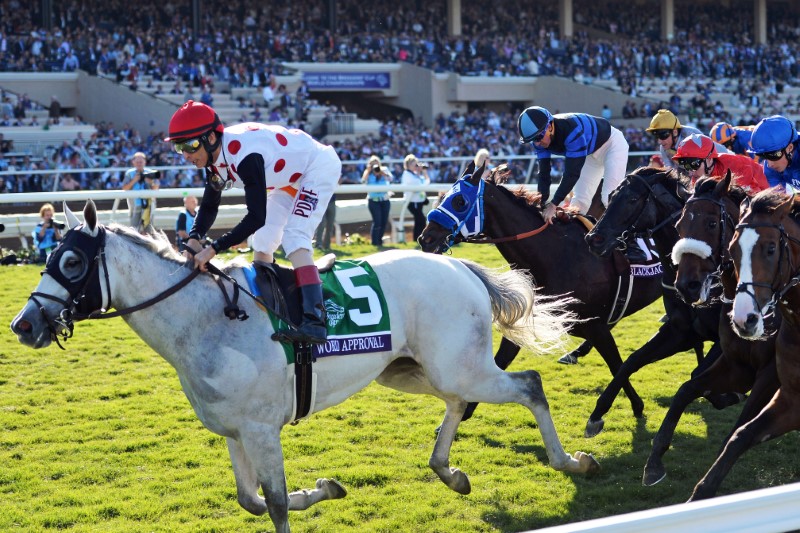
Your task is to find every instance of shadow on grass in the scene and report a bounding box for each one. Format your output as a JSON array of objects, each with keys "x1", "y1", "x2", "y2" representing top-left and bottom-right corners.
[{"x1": 479, "y1": 397, "x2": 799, "y2": 533}]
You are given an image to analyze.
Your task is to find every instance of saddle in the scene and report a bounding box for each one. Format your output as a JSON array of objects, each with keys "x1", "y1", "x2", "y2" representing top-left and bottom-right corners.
[
  {"x1": 253, "y1": 254, "x2": 336, "y2": 422},
  {"x1": 253, "y1": 254, "x2": 336, "y2": 333}
]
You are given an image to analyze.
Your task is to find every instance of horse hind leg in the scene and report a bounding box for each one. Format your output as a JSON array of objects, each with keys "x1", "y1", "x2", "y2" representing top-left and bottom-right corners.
[
  {"x1": 226, "y1": 437, "x2": 270, "y2": 516},
  {"x1": 457, "y1": 368, "x2": 601, "y2": 474},
  {"x1": 288, "y1": 478, "x2": 347, "y2": 510},
  {"x1": 429, "y1": 399, "x2": 472, "y2": 494},
  {"x1": 462, "y1": 337, "x2": 522, "y2": 422},
  {"x1": 558, "y1": 339, "x2": 593, "y2": 365}
]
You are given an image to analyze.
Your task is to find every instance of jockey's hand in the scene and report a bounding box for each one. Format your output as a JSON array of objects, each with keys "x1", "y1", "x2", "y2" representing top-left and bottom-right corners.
[
  {"x1": 543, "y1": 202, "x2": 557, "y2": 222},
  {"x1": 191, "y1": 246, "x2": 216, "y2": 272},
  {"x1": 182, "y1": 238, "x2": 201, "y2": 260}
]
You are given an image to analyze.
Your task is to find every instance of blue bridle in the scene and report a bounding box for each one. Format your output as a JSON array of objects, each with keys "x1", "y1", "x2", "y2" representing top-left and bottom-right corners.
[{"x1": 426, "y1": 174, "x2": 485, "y2": 250}]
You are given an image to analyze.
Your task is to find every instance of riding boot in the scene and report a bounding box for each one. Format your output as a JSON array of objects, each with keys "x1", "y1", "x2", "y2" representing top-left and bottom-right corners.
[
  {"x1": 624, "y1": 238, "x2": 648, "y2": 264},
  {"x1": 277, "y1": 265, "x2": 327, "y2": 344}
]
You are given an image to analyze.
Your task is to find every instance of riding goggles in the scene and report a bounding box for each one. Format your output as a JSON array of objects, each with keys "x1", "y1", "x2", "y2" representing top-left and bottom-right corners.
[
  {"x1": 172, "y1": 137, "x2": 203, "y2": 154},
  {"x1": 755, "y1": 149, "x2": 785, "y2": 162},
  {"x1": 651, "y1": 130, "x2": 673, "y2": 140},
  {"x1": 678, "y1": 158, "x2": 704, "y2": 171},
  {"x1": 531, "y1": 130, "x2": 548, "y2": 143}
]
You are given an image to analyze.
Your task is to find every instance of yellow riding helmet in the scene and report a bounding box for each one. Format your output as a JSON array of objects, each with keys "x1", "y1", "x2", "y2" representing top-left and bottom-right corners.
[{"x1": 646, "y1": 109, "x2": 682, "y2": 132}]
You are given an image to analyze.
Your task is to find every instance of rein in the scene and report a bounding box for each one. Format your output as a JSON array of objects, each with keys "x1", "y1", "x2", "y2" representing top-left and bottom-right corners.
[{"x1": 464, "y1": 219, "x2": 551, "y2": 244}]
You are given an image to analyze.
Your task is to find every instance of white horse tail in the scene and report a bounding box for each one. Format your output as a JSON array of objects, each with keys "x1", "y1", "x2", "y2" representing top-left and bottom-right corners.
[{"x1": 458, "y1": 260, "x2": 577, "y2": 353}]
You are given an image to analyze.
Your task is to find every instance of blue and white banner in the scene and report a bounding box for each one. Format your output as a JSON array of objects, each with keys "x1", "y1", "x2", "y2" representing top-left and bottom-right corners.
[{"x1": 303, "y1": 72, "x2": 391, "y2": 89}]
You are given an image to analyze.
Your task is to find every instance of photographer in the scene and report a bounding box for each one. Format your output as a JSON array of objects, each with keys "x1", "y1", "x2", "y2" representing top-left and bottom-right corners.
[
  {"x1": 362, "y1": 155, "x2": 393, "y2": 247},
  {"x1": 401, "y1": 153, "x2": 430, "y2": 242},
  {"x1": 122, "y1": 151, "x2": 160, "y2": 234},
  {"x1": 32, "y1": 203, "x2": 63, "y2": 263}
]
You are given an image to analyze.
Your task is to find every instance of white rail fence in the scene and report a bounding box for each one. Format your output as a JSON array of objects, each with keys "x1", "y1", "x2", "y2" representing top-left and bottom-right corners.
[{"x1": 530, "y1": 481, "x2": 800, "y2": 533}]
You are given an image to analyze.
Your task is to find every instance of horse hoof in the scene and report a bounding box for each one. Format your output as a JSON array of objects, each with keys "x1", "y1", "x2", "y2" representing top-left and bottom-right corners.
[
  {"x1": 316, "y1": 478, "x2": 348, "y2": 500},
  {"x1": 642, "y1": 466, "x2": 666, "y2": 487},
  {"x1": 584, "y1": 418, "x2": 604, "y2": 438},
  {"x1": 448, "y1": 468, "x2": 472, "y2": 495},
  {"x1": 558, "y1": 353, "x2": 578, "y2": 365},
  {"x1": 575, "y1": 451, "x2": 601, "y2": 474}
]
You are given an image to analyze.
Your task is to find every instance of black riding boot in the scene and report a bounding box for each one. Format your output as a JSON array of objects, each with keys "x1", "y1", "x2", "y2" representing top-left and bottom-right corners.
[{"x1": 276, "y1": 264, "x2": 327, "y2": 344}]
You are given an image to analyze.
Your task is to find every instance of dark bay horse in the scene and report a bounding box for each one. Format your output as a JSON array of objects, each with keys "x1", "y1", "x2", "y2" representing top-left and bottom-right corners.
[
  {"x1": 690, "y1": 189, "x2": 800, "y2": 501},
  {"x1": 584, "y1": 167, "x2": 736, "y2": 437},
  {"x1": 419, "y1": 163, "x2": 664, "y2": 419},
  {"x1": 642, "y1": 174, "x2": 779, "y2": 487}
]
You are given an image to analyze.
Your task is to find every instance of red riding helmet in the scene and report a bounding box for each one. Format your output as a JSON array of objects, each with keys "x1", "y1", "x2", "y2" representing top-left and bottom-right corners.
[
  {"x1": 674, "y1": 133, "x2": 718, "y2": 160},
  {"x1": 164, "y1": 100, "x2": 224, "y2": 142}
]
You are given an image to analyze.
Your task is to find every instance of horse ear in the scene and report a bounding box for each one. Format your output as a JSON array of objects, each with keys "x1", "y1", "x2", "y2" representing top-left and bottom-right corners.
[
  {"x1": 461, "y1": 161, "x2": 476, "y2": 179},
  {"x1": 82, "y1": 200, "x2": 99, "y2": 235},
  {"x1": 714, "y1": 170, "x2": 732, "y2": 198},
  {"x1": 63, "y1": 202, "x2": 81, "y2": 229},
  {"x1": 740, "y1": 195, "x2": 752, "y2": 215}
]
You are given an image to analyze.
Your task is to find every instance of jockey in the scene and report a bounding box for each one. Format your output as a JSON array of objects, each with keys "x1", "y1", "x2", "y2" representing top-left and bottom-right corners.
[
  {"x1": 166, "y1": 100, "x2": 342, "y2": 344},
  {"x1": 518, "y1": 105, "x2": 629, "y2": 222},
  {"x1": 748, "y1": 114, "x2": 800, "y2": 192},
  {"x1": 646, "y1": 109, "x2": 729, "y2": 169},
  {"x1": 673, "y1": 133, "x2": 769, "y2": 194},
  {"x1": 709, "y1": 121, "x2": 758, "y2": 159},
  {"x1": 518, "y1": 105, "x2": 647, "y2": 262}
]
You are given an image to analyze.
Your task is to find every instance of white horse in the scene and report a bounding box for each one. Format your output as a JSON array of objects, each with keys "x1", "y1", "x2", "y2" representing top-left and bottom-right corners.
[{"x1": 11, "y1": 201, "x2": 599, "y2": 532}]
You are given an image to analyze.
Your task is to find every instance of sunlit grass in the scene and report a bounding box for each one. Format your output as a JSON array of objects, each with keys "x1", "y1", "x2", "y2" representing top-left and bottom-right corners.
[{"x1": 1, "y1": 240, "x2": 798, "y2": 532}]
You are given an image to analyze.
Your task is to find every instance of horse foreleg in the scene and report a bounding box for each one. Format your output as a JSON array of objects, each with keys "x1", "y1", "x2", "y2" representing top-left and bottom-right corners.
[
  {"x1": 689, "y1": 389, "x2": 800, "y2": 501},
  {"x1": 514, "y1": 370, "x2": 600, "y2": 474},
  {"x1": 288, "y1": 478, "x2": 348, "y2": 510},
  {"x1": 236, "y1": 426, "x2": 290, "y2": 532},
  {"x1": 430, "y1": 400, "x2": 472, "y2": 494},
  {"x1": 642, "y1": 373, "x2": 717, "y2": 486},
  {"x1": 462, "y1": 337, "x2": 521, "y2": 422},
  {"x1": 587, "y1": 325, "x2": 698, "y2": 436},
  {"x1": 716, "y1": 360, "x2": 779, "y2": 452},
  {"x1": 226, "y1": 437, "x2": 269, "y2": 516}
]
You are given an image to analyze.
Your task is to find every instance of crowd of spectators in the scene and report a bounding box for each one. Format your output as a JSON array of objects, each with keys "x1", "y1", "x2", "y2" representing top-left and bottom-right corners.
[
  {"x1": 1, "y1": 0, "x2": 799, "y2": 90},
  {"x1": 3, "y1": 0, "x2": 800, "y2": 194}
]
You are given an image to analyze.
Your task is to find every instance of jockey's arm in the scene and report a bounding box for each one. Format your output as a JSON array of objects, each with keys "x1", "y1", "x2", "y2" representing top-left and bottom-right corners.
[
  {"x1": 537, "y1": 158, "x2": 552, "y2": 204},
  {"x1": 551, "y1": 156, "x2": 586, "y2": 206}
]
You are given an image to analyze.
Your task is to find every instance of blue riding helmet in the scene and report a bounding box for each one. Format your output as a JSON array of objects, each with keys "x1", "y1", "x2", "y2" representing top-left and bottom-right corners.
[
  {"x1": 518, "y1": 106, "x2": 553, "y2": 144},
  {"x1": 426, "y1": 174, "x2": 485, "y2": 250},
  {"x1": 749, "y1": 115, "x2": 799, "y2": 154}
]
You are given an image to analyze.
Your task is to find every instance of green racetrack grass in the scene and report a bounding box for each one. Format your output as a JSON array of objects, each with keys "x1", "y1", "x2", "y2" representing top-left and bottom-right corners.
[{"x1": 1, "y1": 240, "x2": 798, "y2": 532}]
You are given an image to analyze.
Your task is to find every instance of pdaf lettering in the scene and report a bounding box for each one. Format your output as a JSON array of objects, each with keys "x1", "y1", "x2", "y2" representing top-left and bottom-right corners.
[{"x1": 293, "y1": 187, "x2": 319, "y2": 218}]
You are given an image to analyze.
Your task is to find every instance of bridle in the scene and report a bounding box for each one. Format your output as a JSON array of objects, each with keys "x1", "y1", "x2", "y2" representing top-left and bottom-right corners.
[
  {"x1": 431, "y1": 177, "x2": 551, "y2": 253},
  {"x1": 27, "y1": 226, "x2": 201, "y2": 349},
  {"x1": 678, "y1": 195, "x2": 737, "y2": 305},
  {"x1": 733, "y1": 220, "x2": 800, "y2": 323},
  {"x1": 617, "y1": 174, "x2": 683, "y2": 248}
]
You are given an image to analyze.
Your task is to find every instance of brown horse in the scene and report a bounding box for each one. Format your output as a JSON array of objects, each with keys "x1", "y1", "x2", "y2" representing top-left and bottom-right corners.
[
  {"x1": 419, "y1": 162, "x2": 664, "y2": 420},
  {"x1": 690, "y1": 188, "x2": 800, "y2": 501},
  {"x1": 642, "y1": 173, "x2": 779, "y2": 487}
]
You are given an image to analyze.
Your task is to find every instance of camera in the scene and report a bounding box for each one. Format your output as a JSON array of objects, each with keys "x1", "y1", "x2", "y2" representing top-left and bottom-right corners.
[
  {"x1": 49, "y1": 220, "x2": 66, "y2": 230},
  {"x1": 142, "y1": 170, "x2": 161, "y2": 180},
  {"x1": 371, "y1": 165, "x2": 382, "y2": 173},
  {"x1": 419, "y1": 163, "x2": 429, "y2": 169},
  {"x1": 0, "y1": 223, "x2": 5, "y2": 233}
]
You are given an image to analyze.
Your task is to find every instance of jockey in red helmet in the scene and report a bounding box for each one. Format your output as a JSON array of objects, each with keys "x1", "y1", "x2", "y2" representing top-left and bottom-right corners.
[
  {"x1": 166, "y1": 100, "x2": 342, "y2": 344},
  {"x1": 673, "y1": 133, "x2": 769, "y2": 194}
]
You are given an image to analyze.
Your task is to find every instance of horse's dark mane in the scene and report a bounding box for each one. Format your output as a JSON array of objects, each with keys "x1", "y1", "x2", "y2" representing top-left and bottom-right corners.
[
  {"x1": 749, "y1": 188, "x2": 797, "y2": 215},
  {"x1": 631, "y1": 165, "x2": 691, "y2": 193},
  {"x1": 693, "y1": 176, "x2": 749, "y2": 205},
  {"x1": 488, "y1": 165, "x2": 543, "y2": 208}
]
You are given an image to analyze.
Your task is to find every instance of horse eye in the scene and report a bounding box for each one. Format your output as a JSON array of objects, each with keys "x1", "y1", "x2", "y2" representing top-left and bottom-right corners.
[
  {"x1": 66, "y1": 258, "x2": 82, "y2": 269},
  {"x1": 767, "y1": 243, "x2": 776, "y2": 255},
  {"x1": 452, "y1": 195, "x2": 467, "y2": 211},
  {"x1": 629, "y1": 195, "x2": 639, "y2": 204},
  {"x1": 707, "y1": 220, "x2": 717, "y2": 230}
]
